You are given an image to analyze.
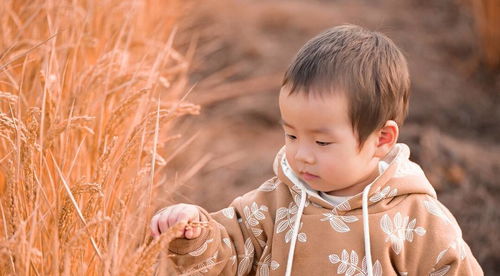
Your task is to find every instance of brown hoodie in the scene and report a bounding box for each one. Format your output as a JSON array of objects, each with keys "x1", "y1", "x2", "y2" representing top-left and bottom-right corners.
[{"x1": 168, "y1": 144, "x2": 483, "y2": 275}]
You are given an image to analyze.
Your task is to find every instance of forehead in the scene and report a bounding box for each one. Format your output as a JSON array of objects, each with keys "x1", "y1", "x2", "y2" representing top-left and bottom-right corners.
[{"x1": 278, "y1": 89, "x2": 352, "y2": 133}]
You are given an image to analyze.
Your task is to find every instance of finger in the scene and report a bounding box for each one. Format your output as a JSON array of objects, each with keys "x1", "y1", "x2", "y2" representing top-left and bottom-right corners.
[
  {"x1": 177, "y1": 207, "x2": 196, "y2": 223},
  {"x1": 190, "y1": 215, "x2": 203, "y2": 239},
  {"x1": 186, "y1": 212, "x2": 202, "y2": 239},
  {"x1": 150, "y1": 214, "x2": 161, "y2": 238},
  {"x1": 172, "y1": 207, "x2": 193, "y2": 238},
  {"x1": 158, "y1": 208, "x2": 173, "y2": 234},
  {"x1": 166, "y1": 205, "x2": 183, "y2": 229},
  {"x1": 177, "y1": 210, "x2": 192, "y2": 238},
  {"x1": 187, "y1": 206, "x2": 201, "y2": 222}
]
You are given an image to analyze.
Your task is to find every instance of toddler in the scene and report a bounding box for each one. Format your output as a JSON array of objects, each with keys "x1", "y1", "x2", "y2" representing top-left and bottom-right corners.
[{"x1": 150, "y1": 24, "x2": 483, "y2": 275}]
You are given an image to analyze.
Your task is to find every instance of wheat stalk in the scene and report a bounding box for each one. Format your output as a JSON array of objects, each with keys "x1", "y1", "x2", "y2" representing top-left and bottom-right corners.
[{"x1": 0, "y1": 0, "x2": 200, "y2": 274}]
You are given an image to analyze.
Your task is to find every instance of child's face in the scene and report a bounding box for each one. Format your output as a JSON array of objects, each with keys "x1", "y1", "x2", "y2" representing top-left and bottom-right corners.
[{"x1": 279, "y1": 88, "x2": 381, "y2": 196}]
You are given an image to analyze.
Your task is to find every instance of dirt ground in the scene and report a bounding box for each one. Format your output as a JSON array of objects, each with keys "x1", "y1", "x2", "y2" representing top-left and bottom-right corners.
[{"x1": 161, "y1": 0, "x2": 500, "y2": 273}]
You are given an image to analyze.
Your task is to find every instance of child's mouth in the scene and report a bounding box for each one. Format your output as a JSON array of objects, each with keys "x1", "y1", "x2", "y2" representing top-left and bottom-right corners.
[{"x1": 300, "y1": 172, "x2": 320, "y2": 181}]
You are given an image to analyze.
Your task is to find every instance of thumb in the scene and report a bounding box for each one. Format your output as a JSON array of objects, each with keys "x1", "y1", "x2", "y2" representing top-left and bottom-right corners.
[
  {"x1": 185, "y1": 223, "x2": 203, "y2": 239},
  {"x1": 183, "y1": 208, "x2": 203, "y2": 239}
]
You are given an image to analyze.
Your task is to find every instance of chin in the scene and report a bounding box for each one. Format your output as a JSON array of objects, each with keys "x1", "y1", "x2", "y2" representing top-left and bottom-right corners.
[{"x1": 305, "y1": 182, "x2": 329, "y2": 192}]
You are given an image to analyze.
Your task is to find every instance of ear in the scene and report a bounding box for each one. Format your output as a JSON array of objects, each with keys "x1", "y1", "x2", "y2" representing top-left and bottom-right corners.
[{"x1": 373, "y1": 120, "x2": 399, "y2": 158}]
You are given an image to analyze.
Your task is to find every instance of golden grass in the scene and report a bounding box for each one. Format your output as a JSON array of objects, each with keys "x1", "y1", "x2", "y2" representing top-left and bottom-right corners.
[
  {"x1": 0, "y1": 0, "x2": 200, "y2": 274},
  {"x1": 468, "y1": 0, "x2": 500, "y2": 69}
]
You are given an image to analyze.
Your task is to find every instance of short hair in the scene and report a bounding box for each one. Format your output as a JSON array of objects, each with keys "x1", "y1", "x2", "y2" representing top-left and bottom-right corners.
[{"x1": 282, "y1": 24, "x2": 410, "y2": 148}]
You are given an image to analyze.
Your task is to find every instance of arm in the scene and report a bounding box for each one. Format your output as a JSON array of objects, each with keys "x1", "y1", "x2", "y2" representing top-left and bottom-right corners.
[
  {"x1": 424, "y1": 199, "x2": 483, "y2": 276},
  {"x1": 398, "y1": 196, "x2": 484, "y2": 276},
  {"x1": 151, "y1": 182, "x2": 278, "y2": 275}
]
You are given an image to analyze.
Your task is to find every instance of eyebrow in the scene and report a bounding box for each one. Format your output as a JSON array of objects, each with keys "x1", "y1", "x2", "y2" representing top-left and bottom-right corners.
[
  {"x1": 280, "y1": 119, "x2": 294, "y2": 129},
  {"x1": 280, "y1": 119, "x2": 334, "y2": 135}
]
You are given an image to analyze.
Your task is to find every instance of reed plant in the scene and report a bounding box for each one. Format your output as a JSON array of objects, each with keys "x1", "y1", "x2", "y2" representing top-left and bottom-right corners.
[
  {"x1": 0, "y1": 0, "x2": 200, "y2": 274},
  {"x1": 468, "y1": 0, "x2": 500, "y2": 69}
]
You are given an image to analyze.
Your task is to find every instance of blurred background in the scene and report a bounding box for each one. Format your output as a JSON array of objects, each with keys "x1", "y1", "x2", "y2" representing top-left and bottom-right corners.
[{"x1": 162, "y1": 0, "x2": 500, "y2": 273}]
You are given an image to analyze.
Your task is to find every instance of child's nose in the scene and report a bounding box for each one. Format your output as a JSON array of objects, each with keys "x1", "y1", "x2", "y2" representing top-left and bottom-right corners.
[{"x1": 294, "y1": 145, "x2": 315, "y2": 165}]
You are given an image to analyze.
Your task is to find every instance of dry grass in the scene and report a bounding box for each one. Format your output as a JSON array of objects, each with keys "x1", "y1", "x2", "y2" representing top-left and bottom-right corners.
[
  {"x1": 0, "y1": 0, "x2": 200, "y2": 274},
  {"x1": 467, "y1": 0, "x2": 500, "y2": 69}
]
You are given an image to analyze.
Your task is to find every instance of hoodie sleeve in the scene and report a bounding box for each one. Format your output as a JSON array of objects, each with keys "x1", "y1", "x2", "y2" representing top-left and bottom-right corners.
[
  {"x1": 429, "y1": 239, "x2": 483, "y2": 276},
  {"x1": 425, "y1": 199, "x2": 483, "y2": 275},
  {"x1": 167, "y1": 178, "x2": 280, "y2": 275},
  {"x1": 401, "y1": 195, "x2": 484, "y2": 276}
]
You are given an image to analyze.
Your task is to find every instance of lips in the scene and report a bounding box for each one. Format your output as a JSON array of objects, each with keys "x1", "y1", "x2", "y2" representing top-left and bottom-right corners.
[{"x1": 300, "y1": 171, "x2": 320, "y2": 181}]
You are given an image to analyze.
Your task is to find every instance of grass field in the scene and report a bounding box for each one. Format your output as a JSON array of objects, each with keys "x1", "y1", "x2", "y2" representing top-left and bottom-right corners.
[{"x1": 0, "y1": 0, "x2": 199, "y2": 274}]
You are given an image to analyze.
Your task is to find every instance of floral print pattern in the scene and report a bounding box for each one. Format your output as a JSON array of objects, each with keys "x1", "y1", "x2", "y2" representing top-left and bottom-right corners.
[
  {"x1": 380, "y1": 212, "x2": 426, "y2": 255},
  {"x1": 328, "y1": 249, "x2": 382, "y2": 276},
  {"x1": 320, "y1": 209, "x2": 359, "y2": 233},
  {"x1": 275, "y1": 202, "x2": 307, "y2": 243}
]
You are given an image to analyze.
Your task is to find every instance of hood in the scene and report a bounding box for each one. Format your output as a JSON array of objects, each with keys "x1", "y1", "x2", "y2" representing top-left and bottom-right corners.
[{"x1": 273, "y1": 143, "x2": 436, "y2": 215}]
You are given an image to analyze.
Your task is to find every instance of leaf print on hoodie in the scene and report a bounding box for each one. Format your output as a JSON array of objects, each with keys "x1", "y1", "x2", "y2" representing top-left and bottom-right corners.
[
  {"x1": 258, "y1": 178, "x2": 280, "y2": 192},
  {"x1": 320, "y1": 208, "x2": 359, "y2": 233},
  {"x1": 275, "y1": 202, "x2": 307, "y2": 243},
  {"x1": 429, "y1": 265, "x2": 451, "y2": 276},
  {"x1": 258, "y1": 254, "x2": 280, "y2": 276},
  {"x1": 380, "y1": 212, "x2": 426, "y2": 255},
  {"x1": 189, "y1": 239, "x2": 214, "y2": 256},
  {"x1": 425, "y1": 198, "x2": 469, "y2": 267},
  {"x1": 222, "y1": 207, "x2": 235, "y2": 219},
  {"x1": 188, "y1": 251, "x2": 220, "y2": 275},
  {"x1": 243, "y1": 202, "x2": 268, "y2": 247},
  {"x1": 237, "y1": 238, "x2": 254, "y2": 276},
  {"x1": 423, "y1": 200, "x2": 452, "y2": 224},
  {"x1": 369, "y1": 186, "x2": 398, "y2": 203},
  {"x1": 328, "y1": 249, "x2": 382, "y2": 276}
]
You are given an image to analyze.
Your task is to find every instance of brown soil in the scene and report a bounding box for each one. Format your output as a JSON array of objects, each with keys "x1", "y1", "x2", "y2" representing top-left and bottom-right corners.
[{"x1": 162, "y1": 0, "x2": 500, "y2": 273}]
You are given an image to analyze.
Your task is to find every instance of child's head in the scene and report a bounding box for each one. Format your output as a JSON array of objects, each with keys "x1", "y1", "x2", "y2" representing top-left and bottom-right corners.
[{"x1": 279, "y1": 24, "x2": 410, "y2": 196}]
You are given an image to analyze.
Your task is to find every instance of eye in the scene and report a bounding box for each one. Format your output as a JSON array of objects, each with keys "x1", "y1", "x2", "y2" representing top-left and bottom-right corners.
[
  {"x1": 316, "y1": 141, "x2": 332, "y2": 146},
  {"x1": 285, "y1": 134, "x2": 297, "y2": 140}
]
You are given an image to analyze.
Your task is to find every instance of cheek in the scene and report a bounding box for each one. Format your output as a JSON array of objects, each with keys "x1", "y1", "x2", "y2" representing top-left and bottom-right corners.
[
  {"x1": 284, "y1": 142, "x2": 296, "y2": 157},
  {"x1": 318, "y1": 155, "x2": 342, "y2": 172},
  {"x1": 285, "y1": 148, "x2": 295, "y2": 164},
  {"x1": 284, "y1": 146, "x2": 300, "y2": 170},
  {"x1": 317, "y1": 151, "x2": 354, "y2": 175}
]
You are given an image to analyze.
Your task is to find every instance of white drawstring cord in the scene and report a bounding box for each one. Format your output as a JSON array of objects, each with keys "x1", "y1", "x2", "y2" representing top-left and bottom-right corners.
[
  {"x1": 278, "y1": 146, "x2": 398, "y2": 276},
  {"x1": 281, "y1": 155, "x2": 375, "y2": 276},
  {"x1": 281, "y1": 157, "x2": 308, "y2": 276},
  {"x1": 362, "y1": 183, "x2": 373, "y2": 276},
  {"x1": 285, "y1": 187, "x2": 306, "y2": 276}
]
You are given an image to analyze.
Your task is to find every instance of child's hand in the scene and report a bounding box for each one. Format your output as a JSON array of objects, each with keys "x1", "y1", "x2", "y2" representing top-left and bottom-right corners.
[{"x1": 150, "y1": 203, "x2": 204, "y2": 239}]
